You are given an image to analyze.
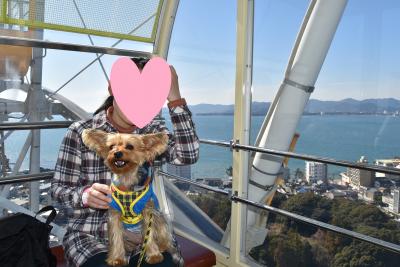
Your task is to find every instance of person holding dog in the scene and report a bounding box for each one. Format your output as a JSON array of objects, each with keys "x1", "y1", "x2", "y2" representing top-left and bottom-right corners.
[{"x1": 51, "y1": 58, "x2": 199, "y2": 267}]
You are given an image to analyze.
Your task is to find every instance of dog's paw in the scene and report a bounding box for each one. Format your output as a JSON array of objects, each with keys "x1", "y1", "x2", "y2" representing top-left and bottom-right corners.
[
  {"x1": 146, "y1": 252, "x2": 164, "y2": 264},
  {"x1": 106, "y1": 257, "x2": 128, "y2": 267}
]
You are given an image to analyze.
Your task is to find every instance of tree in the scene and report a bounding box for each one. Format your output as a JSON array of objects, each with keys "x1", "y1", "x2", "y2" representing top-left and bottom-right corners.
[
  {"x1": 294, "y1": 168, "x2": 304, "y2": 180},
  {"x1": 188, "y1": 192, "x2": 231, "y2": 229},
  {"x1": 269, "y1": 231, "x2": 314, "y2": 267},
  {"x1": 278, "y1": 193, "x2": 332, "y2": 236},
  {"x1": 332, "y1": 245, "x2": 383, "y2": 267},
  {"x1": 257, "y1": 192, "x2": 400, "y2": 266}
]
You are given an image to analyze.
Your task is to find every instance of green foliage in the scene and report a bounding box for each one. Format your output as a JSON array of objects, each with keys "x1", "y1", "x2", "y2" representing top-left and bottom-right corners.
[
  {"x1": 188, "y1": 192, "x2": 231, "y2": 229},
  {"x1": 251, "y1": 231, "x2": 314, "y2": 267},
  {"x1": 189, "y1": 191, "x2": 400, "y2": 266},
  {"x1": 332, "y1": 244, "x2": 384, "y2": 267},
  {"x1": 310, "y1": 237, "x2": 333, "y2": 267},
  {"x1": 278, "y1": 192, "x2": 332, "y2": 236},
  {"x1": 331, "y1": 198, "x2": 389, "y2": 230},
  {"x1": 258, "y1": 192, "x2": 400, "y2": 267},
  {"x1": 273, "y1": 231, "x2": 314, "y2": 267},
  {"x1": 294, "y1": 168, "x2": 305, "y2": 180}
]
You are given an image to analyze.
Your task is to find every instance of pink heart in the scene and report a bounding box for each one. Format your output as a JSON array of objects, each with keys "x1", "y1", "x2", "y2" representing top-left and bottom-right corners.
[{"x1": 110, "y1": 57, "x2": 171, "y2": 129}]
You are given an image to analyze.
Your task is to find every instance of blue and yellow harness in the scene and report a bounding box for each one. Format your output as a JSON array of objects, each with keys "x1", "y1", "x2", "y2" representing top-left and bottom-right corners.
[{"x1": 109, "y1": 163, "x2": 159, "y2": 229}]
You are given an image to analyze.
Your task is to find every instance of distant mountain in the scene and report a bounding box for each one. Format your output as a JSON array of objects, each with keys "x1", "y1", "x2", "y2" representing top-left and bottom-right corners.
[
  {"x1": 305, "y1": 98, "x2": 400, "y2": 114},
  {"x1": 178, "y1": 98, "x2": 400, "y2": 115},
  {"x1": 251, "y1": 101, "x2": 271, "y2": 115},
  {"x1": 183, "y1": 103, "x2": 234, "y2": 115}
]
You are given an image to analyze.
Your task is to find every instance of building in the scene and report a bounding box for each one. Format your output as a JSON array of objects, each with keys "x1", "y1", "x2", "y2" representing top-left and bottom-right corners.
[
  {"x1": 166, "y1": 164, "x2": 192, "y2": 191},
  {"x1": 394, "y1": 189, "x2": 400, "y2": 213},
  {"x1": 305, "y1": 161, "x2": 327, "y2": 184},
  {"x1": 340, "y1": 172, "x2": 351, "y2": 185},
  {"x1": 392, "y1": 180, "x2": 400, "y2": 187},
  {"x1": 375, "y1": 158, "x2": 400, "y2": 179},
  {"x1": 381, "y1": 188, "x2": 400, "y2": 214},
  {"x1": 326, "y1": 190, "x2": 347, "y2": 200},
  {"x1": 382, "y1": 194, "x2": 395, "y2": 213},
  {"x1": 195, "y1": 178, "x2": 223, "y2": 187},
  {"x1": 375, "y1": 158, "x2": 400, "y2": 180},
  {"x1": 296, "y1": 186, "x2": 312, "y2": 194},
  {"x1": 347, "y1": 156, "x2": 374, "y2": 189},
  {"x1": 374, "y1": 179, "x2": 392, "y2": 188},
  {"x1": 358, "y1": 187, "x2": 380, "y2": 203},
  {"x1": 166, "y1": 163, "x2": 192, "y2": 179}
]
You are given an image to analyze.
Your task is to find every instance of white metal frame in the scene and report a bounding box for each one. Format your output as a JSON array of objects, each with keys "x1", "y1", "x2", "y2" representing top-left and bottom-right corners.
[
  {"x1": 247, "y1": 0, "x2": 348, "y2": 247},
  {"x1": 228, "y1": 0, "x2": 255, "y2": 266},
  {"x1": 153, "y1": 0, "x2": 180, "y2": 58},
  {"x1": 152, "y1": 0, "x2": 180, "y2": 221}
]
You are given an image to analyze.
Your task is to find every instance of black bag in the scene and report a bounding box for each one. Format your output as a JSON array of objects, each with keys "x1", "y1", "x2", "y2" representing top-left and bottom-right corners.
[{"x1": 0, "y1": 206, "x2": 58, "y2": 267}]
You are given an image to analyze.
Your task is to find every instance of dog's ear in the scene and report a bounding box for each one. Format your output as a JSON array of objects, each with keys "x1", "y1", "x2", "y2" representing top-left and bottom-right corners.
[
  {"x1": 140, "y1": 133, "x2": 169, "y2": 161},
  {"x1": 82, "y1": 129, "x2": 109, "y2": 158}
]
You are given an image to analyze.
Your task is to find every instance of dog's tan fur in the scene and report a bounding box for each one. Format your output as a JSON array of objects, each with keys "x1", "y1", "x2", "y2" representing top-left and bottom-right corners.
[{"x1": 82, "y1": 129, "x2": 174, "y2": 266}]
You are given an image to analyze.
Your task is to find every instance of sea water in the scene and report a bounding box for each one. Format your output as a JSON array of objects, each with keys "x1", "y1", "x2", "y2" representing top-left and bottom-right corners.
[
  {"x1": 4, "y1": 115, "x2": 400, "y2": 179},
  {"x1": 188, "y1": 114, "x2": 400, "y2": 179}
]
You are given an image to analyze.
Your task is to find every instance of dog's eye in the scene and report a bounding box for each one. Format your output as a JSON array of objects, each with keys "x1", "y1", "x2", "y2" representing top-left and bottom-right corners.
[
  {"x1": 109, "y1": 145, "x2": 115, "y2": 150},
  {"x1": 125, "y1": 144, "x2": 134, "y2": 150}
]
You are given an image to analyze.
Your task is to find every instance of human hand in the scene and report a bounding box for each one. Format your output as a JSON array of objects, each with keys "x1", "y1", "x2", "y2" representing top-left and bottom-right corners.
[
  {"x1": 82, "y1": 183, "x2": 112, "y2": 209},
  {"x1": 167, "y1": 66, "x2": 182, "y2": 102},
  {"x1": 123, "y1": 230, "x2": 143, "y2": 252}
]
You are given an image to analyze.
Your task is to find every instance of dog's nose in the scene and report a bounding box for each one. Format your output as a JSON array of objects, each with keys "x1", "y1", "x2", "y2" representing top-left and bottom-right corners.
[{"x1": 114, "y1": 151, "x2": 123, "y2": 159}]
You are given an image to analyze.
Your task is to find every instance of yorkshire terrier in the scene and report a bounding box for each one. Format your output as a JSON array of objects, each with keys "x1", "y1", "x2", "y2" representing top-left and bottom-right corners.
[{"x1": 82, "y1": 129, "x2": 175, "y2": 266}]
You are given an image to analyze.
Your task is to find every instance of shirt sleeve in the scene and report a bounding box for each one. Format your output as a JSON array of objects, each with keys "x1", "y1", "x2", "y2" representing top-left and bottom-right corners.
[
  {"x1": 50, "y1": 123, "x2": 86, "y2": 208},
  {"x1": 152, "y1": 105, "x2": 199, "y2": 165}
]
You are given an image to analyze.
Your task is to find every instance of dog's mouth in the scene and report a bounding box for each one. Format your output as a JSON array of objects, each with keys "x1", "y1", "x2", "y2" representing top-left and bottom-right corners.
[{"x1": 113, "y1": 160, "x2": 128, "y2": 168}]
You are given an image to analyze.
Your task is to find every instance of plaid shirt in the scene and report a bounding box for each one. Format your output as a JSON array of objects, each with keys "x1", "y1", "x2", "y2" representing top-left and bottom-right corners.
[{"x1": 51, "y1": 105, "x2": 199, "y2": 267}]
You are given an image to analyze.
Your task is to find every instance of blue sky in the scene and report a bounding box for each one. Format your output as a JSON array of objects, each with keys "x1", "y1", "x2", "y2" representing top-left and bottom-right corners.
[
  {"x1": 168, "y1": 0, "x2": 400, "y2": 104},
  {"x1": 4, "y1": 0, "x2": 399, "y2": 112}
]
